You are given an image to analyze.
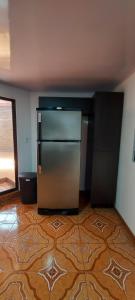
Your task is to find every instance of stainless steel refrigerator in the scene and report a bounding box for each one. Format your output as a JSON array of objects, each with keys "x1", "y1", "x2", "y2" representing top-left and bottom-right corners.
[{"x1": 37, "y1": 110, "x2": 81, "y2": 214}]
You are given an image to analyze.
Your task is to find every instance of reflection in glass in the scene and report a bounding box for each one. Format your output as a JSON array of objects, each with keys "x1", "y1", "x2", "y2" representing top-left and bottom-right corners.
[
  {"x1": 0, "y1": 0, "x2": 10, "y2": 69},
  {"x1": 0, "y1": 99, "x2": 15, "y2": 192}
]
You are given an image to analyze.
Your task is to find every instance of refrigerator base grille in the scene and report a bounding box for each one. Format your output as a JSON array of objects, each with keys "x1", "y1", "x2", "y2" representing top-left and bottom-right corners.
[{"x1": 38, "y1": 208, "x2": 79, "y2": 215}]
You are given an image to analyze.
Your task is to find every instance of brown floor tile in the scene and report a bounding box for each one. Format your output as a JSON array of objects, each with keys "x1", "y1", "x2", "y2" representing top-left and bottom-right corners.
[
  {"x1": 107, "y1": 243, "x2": 135, "y2": 265},
  {"x1": 0, "y1": 200, "x2": 134, "y2": 299},
  {"x1": 85, "y1": 271, "x2": 135, "y2": 300},
  {"x1": 3, "y1": 241, "x2": 53, "y2": 272},
  {"x1": 81, "y1": 214, "x2": 116, "y2": 241},
  {"x1": 0, "y1": 244, "x2": 15, "y2": 272},
  {"x1": 16, "y1": 210, "x2": 48, "y2": 226},
  {"x1": 107, "y1": 224, "x2": 135, "y2": 244},
  {"x1": 0, "y1": 272, "x2": 50, "y2": 300},
  {"x1": 80, "y1": 243, "x2": 106, "y2": 271},
  {"x1": 0, "y1": 242, "x2": 52, "y2": 273},
  {"x1": 94, "y1": 208, "x2": 124, "y2": 225},
  {"x1": 28, "y1": 247, "x2": 81, "y2": 273},
  {"x1": 91, "y1": 248, "x2": 135, "y2": 273},
  {"x1": 0, "y1": 223, "x2": 14, "y2": 242},
  {"x1": 57, "y1": 225, "x2": 80, "y2": 244},
  {"x1": 24, "y1": 210, "x2": 48, "y2": 224},
  {"x1": 0, "y1": 204, "x2": 21, "y2": 214},
  {"x1": 17, "y1": 204, "x2": 37, "y2": 214},
  {"x1": 79, "y1": 225, "x2": 105, "y2": 243},
  {"x1": 65, "y1": 210, "x2": 93, "y2": 225},
  {"x1": 40, "y1": 216, "x2": 74, "y2": 240},
  {"x1": 86, "y1": 270, "x2": 135, "y2": 300},
  {"x1": 50, "y1": 273, "x2": 88, "y2": 300},
  {"x1": 0, "y1": 213, "x2": 17, "y2": 224},
  {"x1": 86, "y1": 272, "x2": 116, "y2": 300},
  {"x1": 8, "y1": 223, "x2": 53, "y2": 244},
  {"x1": 56, "y1": 242, "x2": 84, "y2": 271}
]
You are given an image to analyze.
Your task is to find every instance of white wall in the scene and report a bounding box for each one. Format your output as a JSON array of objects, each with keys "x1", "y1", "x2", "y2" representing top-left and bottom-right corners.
[
  {"x1": 0, "y1": 83, "x2": 32, "y2": 173},
  {"x1": 115, "y1": 72, "x2": 135, "y2": 235},
  {"x1": 30, "y1": 91, "x2": 94, "y2": 176}
]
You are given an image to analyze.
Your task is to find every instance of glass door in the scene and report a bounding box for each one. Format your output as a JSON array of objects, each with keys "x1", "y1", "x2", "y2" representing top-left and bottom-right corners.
[{"x1": 0, "y1": 97, "x2": 18, "y2": 194}]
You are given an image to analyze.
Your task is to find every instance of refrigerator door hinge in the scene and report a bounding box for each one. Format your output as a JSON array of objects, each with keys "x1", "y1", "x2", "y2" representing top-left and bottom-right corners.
[{"x1": 38, "y1": 112, "x2": 42, "y2": 123}]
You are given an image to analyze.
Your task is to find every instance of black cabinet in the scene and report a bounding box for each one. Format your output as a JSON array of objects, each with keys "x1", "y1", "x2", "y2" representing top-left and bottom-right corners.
[
  {"x1": 19, "y1": 172, "x2": 37, "y2": 204},
  {"x1": 91, "y1": 92, "x2": 124, "y2": 207}
]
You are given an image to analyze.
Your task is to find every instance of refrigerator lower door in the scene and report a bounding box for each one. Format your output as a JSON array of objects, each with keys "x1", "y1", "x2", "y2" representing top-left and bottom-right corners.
[{"x1": 37, "y1": 142, "x2": 80, "y2": 209}]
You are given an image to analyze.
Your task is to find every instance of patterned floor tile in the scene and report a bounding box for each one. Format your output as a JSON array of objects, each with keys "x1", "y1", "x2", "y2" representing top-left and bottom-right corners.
[
  {"x1": 66, "y1": 210, "x2": 92, "y2": 225},
  {"x1": 56, "y1": 243, "x2": 84, "y2": 271},
  {"x1": 107, "y1": 224, "x2": 135, "y2": 244},
  {"x1": 0, "y1": 213, "x2": 17, "y2": 224},
  {"x1": 0, "y1": 272, "x2": 50, "y2": 300},
  {"x1": 94, "y1": 208, "x2": 124, "y2": 225},
  {"x1": 24, "y1": 210, "x2": 48, "y2": 224},
  {"x1": 0, "y1": 242, "x2": 52, "y2": 273},
  {"x1": 79, "y1": 225, "x2": 105, "y2": 243},
  {"x1": 50, "y1": 273, "x2": 88, "y2": 300},
  {"x1": 0, "y1": 223, "x2": 14, "y2": 242},
  {"x1": 57, "y1": 225, "x2": 80, "y2": 244},
  {"x1": 17, "y1": 204, "x2": 37, "y2": 214},
  {"x1": 0, "y1": 199, "x2": 134, "y2": 299},
  {"x1": 8, "y1": 223, "x2": 53, "y2": 244},
  {"x1": 16, "y1": 210, "x2": 48, "y2": 226},
  {"x1": 40, "y1": 216, "x2": 73, "y2": 240},
  {"x1": 0, "y1": 204, "x2": 21, "y2": 214},
  {"x1": 86, "y1": 272, "x2": 115, "y2": 300},
  {"x1": 80, "y1": 243, "x2": 106, "y2": 271},
  {"x1": 28, "y1": 247, "x2": 82, "y2": 273},
  {"x1": 0, "y1": 244, "x2": 15, "y2": 272},
  {"x1": 0, "y1": 207, "x2": 18, "y2": 214},
  {"x1": 86, "y1": 270, "x2": 135, "y2": 300},
  {"x1": 107, "y1": 243, "x2": 135, "y2": 265},
  {"x1": 3, "y1": 241, "x2": 53, "y2": 272},
  {"x1": 91, "y1": 248, "x2": 135, "y2": 273},
  {"x1": 82, "y1": 213, "x2": 116, "y2": 241}
]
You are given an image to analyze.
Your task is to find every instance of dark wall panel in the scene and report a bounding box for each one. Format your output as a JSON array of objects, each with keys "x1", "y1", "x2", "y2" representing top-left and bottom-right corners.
[{"x1": 39, "y1": 97, "x2": 94, "y2": 115}]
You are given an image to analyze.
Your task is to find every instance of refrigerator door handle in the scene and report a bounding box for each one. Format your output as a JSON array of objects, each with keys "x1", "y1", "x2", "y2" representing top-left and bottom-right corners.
[
  {"x1": 38, "y1": 141, "x2": 42, "y2": 167},
  {"x1": 38, "y1": 165, "x2": 42, "y2": 175},
  {"x1": 38, "y1": 142, "x2": 44, "y2": 175},
  {"x1": 37, "y1": 112, "x2": 42, "y2": 140},
  {"x1": 38, "y1": 112, "x2": 42, "y2": 123}
]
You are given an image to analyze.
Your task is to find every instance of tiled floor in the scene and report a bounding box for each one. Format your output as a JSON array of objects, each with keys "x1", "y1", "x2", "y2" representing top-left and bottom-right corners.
[{"x1": 0, "y1": 198, "x2": 134, "y2": 299}]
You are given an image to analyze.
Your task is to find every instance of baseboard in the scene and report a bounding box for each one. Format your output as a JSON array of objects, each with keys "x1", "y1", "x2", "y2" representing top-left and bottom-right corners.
[{"x1": 115, "y1": 208, "x2": 135, "y2": 240}]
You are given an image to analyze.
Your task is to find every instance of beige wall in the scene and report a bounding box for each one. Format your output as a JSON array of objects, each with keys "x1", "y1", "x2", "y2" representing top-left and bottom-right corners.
[{"x1": 115, "y1": 72, "x2": 135, "y2": 235}]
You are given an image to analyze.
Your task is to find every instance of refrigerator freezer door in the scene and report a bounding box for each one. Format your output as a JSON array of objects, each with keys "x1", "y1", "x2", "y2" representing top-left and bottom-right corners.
[
  {"x1": 37, "y1": 142, "x2": 80, "y2": 209},
  {"x1": 38, "y1": 111, "x2": 81, "y2": 141}
]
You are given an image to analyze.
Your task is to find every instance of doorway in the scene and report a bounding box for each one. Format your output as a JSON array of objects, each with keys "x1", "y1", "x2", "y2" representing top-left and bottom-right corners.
[{"x1": 0, "y1": 97, "x2": 18, "y2": 194}]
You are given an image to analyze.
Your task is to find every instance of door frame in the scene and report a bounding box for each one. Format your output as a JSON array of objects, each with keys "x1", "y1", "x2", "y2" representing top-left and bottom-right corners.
[{"x1": 0, "y1": 96, "x2": 18, "y2": 194}]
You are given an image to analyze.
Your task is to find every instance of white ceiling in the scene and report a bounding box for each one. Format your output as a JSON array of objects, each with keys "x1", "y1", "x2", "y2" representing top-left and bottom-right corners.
[{"x1": 0, "y1": 0, "x2": 135, "y2": 91}]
